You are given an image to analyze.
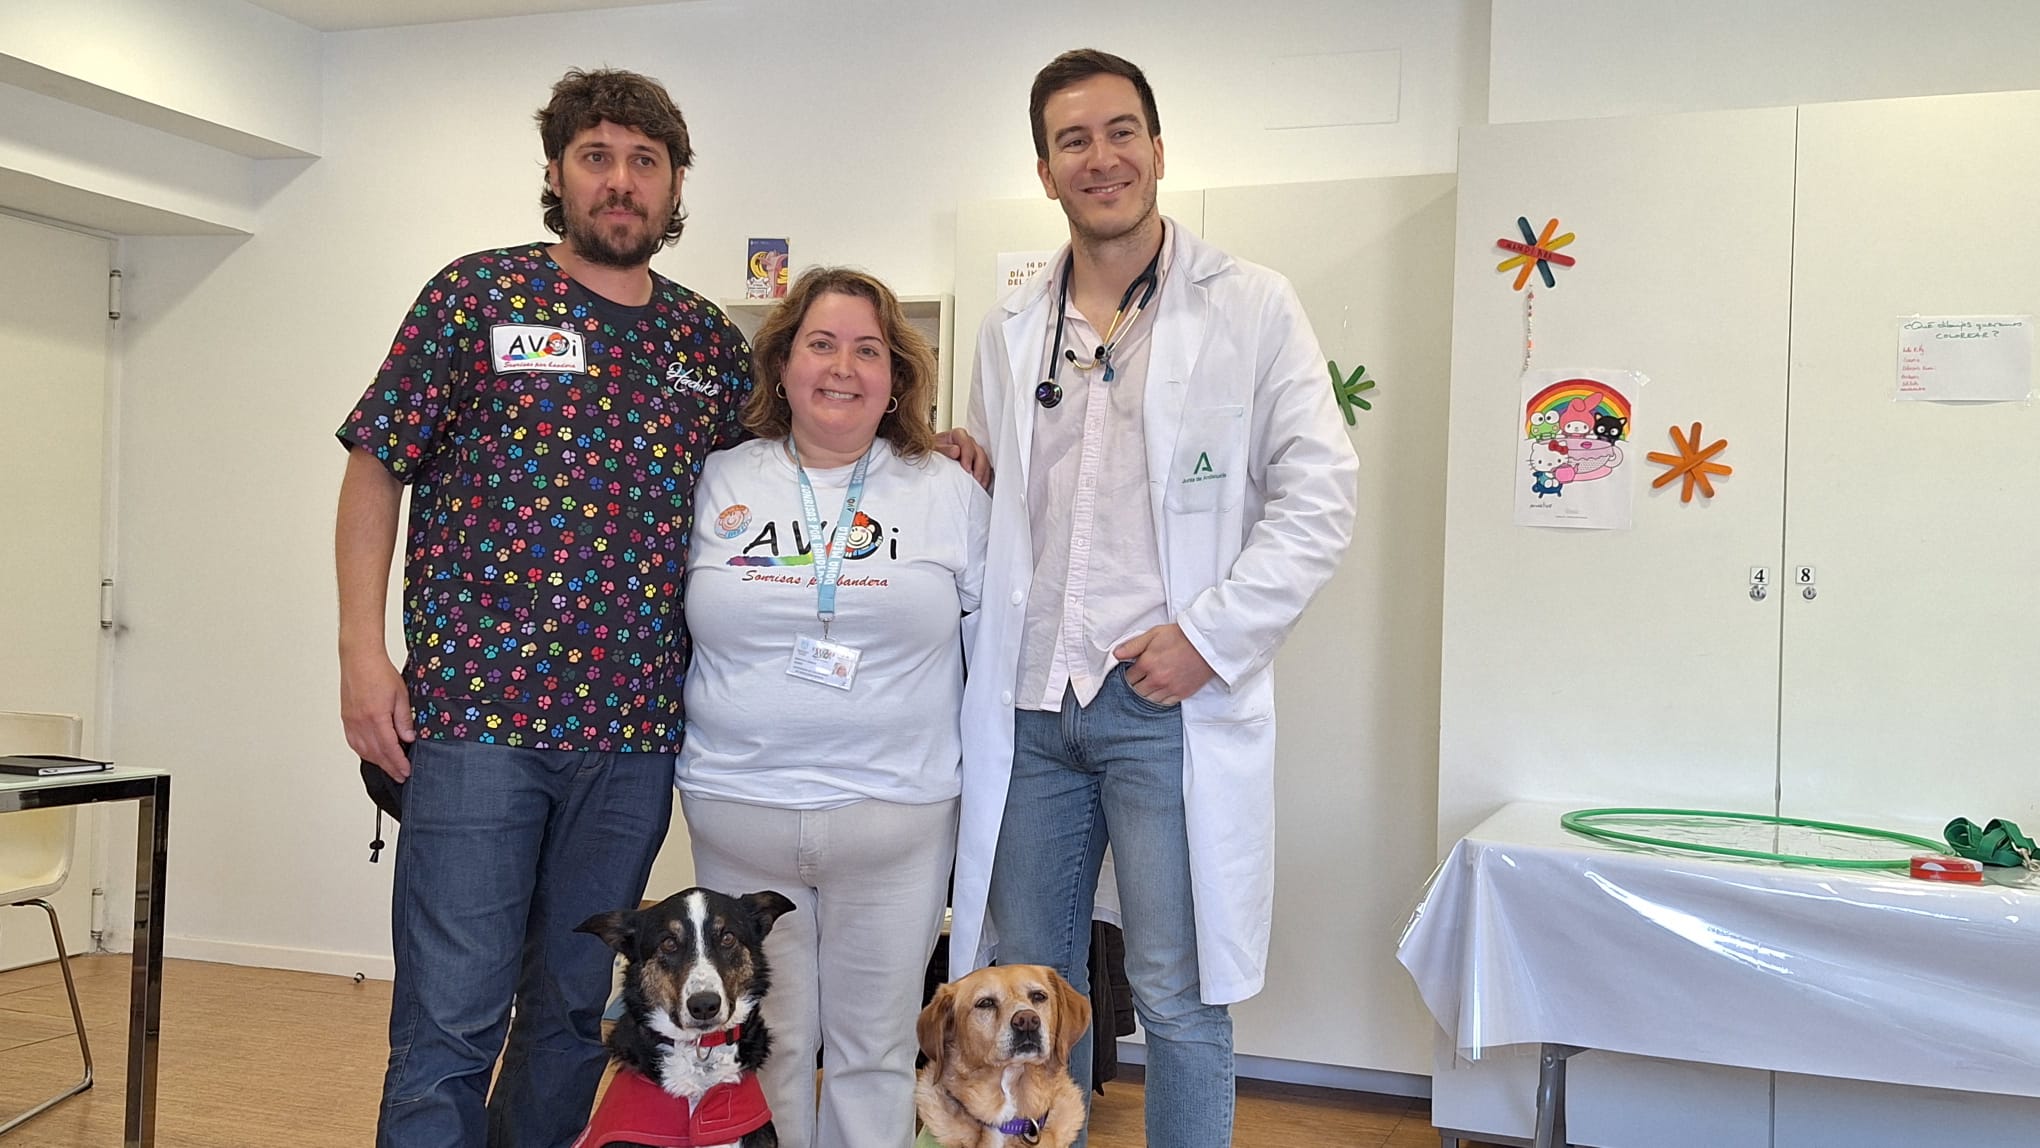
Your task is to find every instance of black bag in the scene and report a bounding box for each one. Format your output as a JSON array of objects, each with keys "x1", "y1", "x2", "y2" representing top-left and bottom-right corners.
[{"x1": 360, "y1": 758, "x2": 405, "y2": 862}]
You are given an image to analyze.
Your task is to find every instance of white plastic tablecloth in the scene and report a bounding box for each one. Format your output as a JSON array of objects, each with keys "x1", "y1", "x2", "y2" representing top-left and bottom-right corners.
[{"x1": 1397, "y1": 802, "x2": 2040, "y2": 1098}]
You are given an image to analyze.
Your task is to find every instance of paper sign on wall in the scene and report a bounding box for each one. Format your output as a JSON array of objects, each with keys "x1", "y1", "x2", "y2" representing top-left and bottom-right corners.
[
  {"x1": 1895, "y1": 316, "x2": 2033, "y2": 402},
  {"x1": 996, "y1": 251, "x2": 1056, "y2": 304},
  {"x1": 1514, "y1": 368, "x2": 1640, "y2": 531}
]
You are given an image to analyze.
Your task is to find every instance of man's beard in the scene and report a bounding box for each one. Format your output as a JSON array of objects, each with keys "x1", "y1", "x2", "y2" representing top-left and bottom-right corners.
[
  {"x1": 1068, "y1": 184, "x2": 1159, "y2": 247},
  {"x1": 565, "y1": 192, "x2": 673, "y2": 269}
]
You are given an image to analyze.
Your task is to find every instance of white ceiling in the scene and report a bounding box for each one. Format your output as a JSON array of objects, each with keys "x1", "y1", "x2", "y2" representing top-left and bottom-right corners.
[{"x1": 246, "y1": 0, "x2": 692, "y2": 32}]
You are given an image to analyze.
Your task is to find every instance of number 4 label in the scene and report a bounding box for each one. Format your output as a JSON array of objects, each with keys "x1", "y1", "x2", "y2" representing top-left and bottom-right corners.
[
  {"x1": 1797, "y1": 566, "x2": 1817, "y2": 585},
  {"x1": 1750, "y1": 567, "x2": 1770, "y2": 585}
]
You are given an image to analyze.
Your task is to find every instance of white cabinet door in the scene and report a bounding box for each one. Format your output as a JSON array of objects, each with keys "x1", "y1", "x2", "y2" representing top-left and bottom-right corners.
[
  {"x1": 1780, "y1": 91, "x2": 2040, "y2": 827},
  {"x1": 1435, "y1": 105, "x2": 1800, "y2": 1143},
  {"x1": 1435, "y1": 90, "x2": 2040, "y2": 1148},
  {"x1": 1774, "y1": 1072, "x2": 2040, "y2": 1147},
  {"x1": 1439, "y1": 107, "x2": 1799, "y2": 845},
  {"x1": 1204, "y1": 174, "x2": 1456, "y2": 1075},
  {"x1": 0, "y1": 212, "x2": 111, "y2": 967}
]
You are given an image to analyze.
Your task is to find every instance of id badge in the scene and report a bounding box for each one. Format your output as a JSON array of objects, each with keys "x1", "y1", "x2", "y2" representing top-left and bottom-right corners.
[{"x1": 788, "y1": 634, "x2": 862, "y2": 691}]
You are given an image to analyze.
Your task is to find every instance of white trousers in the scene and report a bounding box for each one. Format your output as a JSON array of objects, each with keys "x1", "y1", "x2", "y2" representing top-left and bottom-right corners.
[{"x1": 682, "y1": 793, "x2": 959, "y2": 1148}]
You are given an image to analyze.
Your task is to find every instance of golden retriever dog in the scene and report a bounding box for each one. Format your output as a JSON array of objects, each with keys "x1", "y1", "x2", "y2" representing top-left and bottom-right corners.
[{"x1": 915, "y1": 965, "x2": 1091, "y2": 1148}]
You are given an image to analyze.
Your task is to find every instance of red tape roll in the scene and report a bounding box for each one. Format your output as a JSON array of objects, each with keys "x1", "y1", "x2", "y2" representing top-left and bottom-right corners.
[{"x1": 1910, "y1": 854, "x2": 1984, "y2": 883}]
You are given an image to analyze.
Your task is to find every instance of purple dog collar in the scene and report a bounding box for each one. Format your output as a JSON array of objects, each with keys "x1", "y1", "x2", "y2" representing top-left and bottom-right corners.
[{"x1": 994, "y1": 1116, "x2": 1042, "y2": 1142}]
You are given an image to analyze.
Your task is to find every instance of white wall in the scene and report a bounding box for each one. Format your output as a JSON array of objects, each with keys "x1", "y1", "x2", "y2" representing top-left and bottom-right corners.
[
  {"x1": 0, "y1": 0, "x2": 319, "y2": 235},
  {"x1": 0, "y1": 82, "x2": 262, "y2": 234},
  {"x1": 106, "y1": 0, "x2": 1483, "y2": 975},
  {"x1": 1488, "y1": 0, "x2": 2040, "y2": 124},
  {"x1": 0, "y1": 0, "x2": 321, "y2": 155}
]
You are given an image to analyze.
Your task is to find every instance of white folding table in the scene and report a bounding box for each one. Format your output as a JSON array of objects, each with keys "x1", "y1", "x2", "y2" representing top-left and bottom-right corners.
[{"x1": 1398, "y1": 802, "x2": 2040, "y2": 1147}]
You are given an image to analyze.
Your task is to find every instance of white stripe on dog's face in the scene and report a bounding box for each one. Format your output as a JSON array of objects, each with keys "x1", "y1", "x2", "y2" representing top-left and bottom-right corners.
[{"x1": 680, "y1": 889, "x2": 728, "y2": 1027}]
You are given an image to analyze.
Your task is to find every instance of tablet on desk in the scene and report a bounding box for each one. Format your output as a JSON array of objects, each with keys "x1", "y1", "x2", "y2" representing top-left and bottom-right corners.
[{"x1": 0, "y1": 754, "x2": 113, "y2": 777}]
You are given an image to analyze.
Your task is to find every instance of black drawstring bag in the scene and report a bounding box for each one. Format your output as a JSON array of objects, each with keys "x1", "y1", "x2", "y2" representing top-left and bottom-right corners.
[{"x1": 360, "y1": 758, "x2": 405, "y2": 863}]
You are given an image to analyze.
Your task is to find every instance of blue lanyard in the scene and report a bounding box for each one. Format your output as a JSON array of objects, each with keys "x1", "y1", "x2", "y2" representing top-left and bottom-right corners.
[{"x1": 791, "y1": 441, "x2": 874, "y2": 637}]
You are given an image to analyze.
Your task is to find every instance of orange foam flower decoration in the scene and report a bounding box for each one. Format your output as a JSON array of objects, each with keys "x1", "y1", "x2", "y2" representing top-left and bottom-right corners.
[{"x1": 1648, "y1": 423, "x2": 1732, "y2": 503}]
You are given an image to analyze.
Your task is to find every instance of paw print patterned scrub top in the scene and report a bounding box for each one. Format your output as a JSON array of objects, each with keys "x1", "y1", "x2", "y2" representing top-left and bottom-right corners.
[{"x1": 338, "y1": 244, "x2": 752, "y2": 754}]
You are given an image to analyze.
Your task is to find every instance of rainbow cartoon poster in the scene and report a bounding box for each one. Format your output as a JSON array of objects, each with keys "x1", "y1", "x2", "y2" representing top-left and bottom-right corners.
[{"x1": 1514, "y1": 368, "x2": 1640, "y2": 530}]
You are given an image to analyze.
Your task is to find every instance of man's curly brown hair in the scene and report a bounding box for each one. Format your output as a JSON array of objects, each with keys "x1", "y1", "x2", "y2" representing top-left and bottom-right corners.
[{"x1": 535, "y1": 68, "x2": 693, "y2": 245}]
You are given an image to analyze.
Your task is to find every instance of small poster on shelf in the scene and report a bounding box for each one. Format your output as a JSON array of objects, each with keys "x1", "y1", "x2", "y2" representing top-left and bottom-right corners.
[
  {"x1": 747, "y1": 238, "x2": 789, "y2": 299},
  {"x1": 1895, "y1": 315, "x2": 2033, "y2": 402}
]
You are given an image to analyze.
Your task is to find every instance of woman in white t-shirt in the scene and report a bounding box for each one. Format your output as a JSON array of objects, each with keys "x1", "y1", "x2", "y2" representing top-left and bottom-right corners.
[{"x1": 678, "y1": 267, "x2": 988, "y2": 1148}]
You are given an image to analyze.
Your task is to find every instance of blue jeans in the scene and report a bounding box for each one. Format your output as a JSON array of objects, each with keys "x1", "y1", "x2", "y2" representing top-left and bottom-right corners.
[
  {"x1": 378, "y1": 738, "x2": 674, "y2": 1148},
  {"x1": 986, "y1": 666, "x2": 1235, "y2": 1148}
]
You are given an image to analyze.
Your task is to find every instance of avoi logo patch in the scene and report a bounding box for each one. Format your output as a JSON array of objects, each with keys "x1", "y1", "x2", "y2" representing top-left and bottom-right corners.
[{"x1": 491, "y1": 325, "x2": 586, "y2": 374}]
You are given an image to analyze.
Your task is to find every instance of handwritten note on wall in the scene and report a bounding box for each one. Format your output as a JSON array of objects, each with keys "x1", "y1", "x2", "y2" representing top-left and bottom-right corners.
[{"x1": 1895, "y1": 315, "x2": 2034, "y2": 402}]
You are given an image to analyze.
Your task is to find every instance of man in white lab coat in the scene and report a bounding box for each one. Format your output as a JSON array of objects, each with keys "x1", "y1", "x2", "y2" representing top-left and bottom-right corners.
[{"x1": 951, "y1": 48, "x2": 1359, "y2": 1148}]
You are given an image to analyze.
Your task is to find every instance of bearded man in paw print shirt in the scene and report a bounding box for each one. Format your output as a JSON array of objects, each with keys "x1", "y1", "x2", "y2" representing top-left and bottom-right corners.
[{"x1": 333, "y1": 68, "x2": 751, "y2": 1148}]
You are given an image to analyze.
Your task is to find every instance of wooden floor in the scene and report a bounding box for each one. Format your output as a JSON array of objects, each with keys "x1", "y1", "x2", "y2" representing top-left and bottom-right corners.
[{"x1": 0, "y1": 955, "x2": 1472, "y2": 1146}]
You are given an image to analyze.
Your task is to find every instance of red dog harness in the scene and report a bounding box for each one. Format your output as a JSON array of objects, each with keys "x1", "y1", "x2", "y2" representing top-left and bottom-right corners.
[{"x1": 573, "y1": 1066, "x2": 771, "y2": 1147}]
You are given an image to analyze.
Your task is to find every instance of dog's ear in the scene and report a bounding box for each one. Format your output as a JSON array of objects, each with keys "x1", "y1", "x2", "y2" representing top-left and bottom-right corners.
[
  {"x1": 917, "y1": 982, "x2": 957, "y2": 1080},
  {"x1": 1049, "y1": 970, "x2": 1092, "y2": 1069},
  {"x1": 740, "y1": 890, "x2": 797, "y2": 937},
  {"x1": 575, "y1": 909, "x2": 636, "y2": 955}
]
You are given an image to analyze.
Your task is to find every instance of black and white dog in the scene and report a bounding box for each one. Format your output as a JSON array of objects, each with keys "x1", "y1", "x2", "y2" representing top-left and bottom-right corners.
[{"x1": 573, "y1": 887, "x2": 796, "y2": 1148}]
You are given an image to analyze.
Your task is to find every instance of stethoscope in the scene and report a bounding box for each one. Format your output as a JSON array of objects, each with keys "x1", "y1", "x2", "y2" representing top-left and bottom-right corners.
[{"x1": 1036, "y1": 247, "x2": 1163, "y2": 409}]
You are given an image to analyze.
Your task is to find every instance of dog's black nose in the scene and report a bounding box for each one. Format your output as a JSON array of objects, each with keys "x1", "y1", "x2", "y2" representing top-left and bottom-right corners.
[
  {"x1": 1010, "y1": 1009, "x2": 1041, "y2": 1032},
  {"x1": 685, "y1": 992, "x2": 723, "y2": 1022}
]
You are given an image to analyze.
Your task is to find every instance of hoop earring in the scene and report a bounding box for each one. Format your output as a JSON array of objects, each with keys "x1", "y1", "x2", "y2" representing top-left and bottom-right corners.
[
  {"x1": 775, "y1": 384, "x2": 786, "y2": 398},
  {"x1": 886, "y1": 396, "x2": 900, "y2": 414}
]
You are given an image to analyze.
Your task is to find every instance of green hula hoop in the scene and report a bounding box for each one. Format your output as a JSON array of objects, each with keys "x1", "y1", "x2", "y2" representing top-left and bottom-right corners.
[{"x1": 1560, "y1": 807, "x2": 1945, "y2": 869}]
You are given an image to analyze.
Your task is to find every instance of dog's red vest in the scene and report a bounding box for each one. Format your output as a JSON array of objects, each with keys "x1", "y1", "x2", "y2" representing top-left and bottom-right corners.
[{"x1": 573, "y1": 1067, "x2": 770, "y2": 1147}]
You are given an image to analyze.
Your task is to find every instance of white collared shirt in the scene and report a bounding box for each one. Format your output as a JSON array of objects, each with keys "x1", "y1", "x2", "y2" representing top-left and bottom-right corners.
[{"x1": 1016, "y1": 224, "x2": 1175, "y2": 710}]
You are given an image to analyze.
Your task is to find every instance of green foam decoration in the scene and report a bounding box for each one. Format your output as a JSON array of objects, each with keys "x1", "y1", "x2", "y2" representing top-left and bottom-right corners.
[{"x1": 1329, "y1": 359, "x2": 1376, "y2": 425}]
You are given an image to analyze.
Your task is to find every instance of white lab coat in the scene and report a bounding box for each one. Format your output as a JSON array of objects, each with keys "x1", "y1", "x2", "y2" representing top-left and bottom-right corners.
[{"x1": 952, "y1": 221, "x2": 1359, "y2": 1005}]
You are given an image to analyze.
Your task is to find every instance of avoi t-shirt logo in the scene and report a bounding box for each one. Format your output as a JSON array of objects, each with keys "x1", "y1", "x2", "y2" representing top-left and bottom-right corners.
[{"x1": 491, "y1": 324, "x2": 585, "y2": 373}]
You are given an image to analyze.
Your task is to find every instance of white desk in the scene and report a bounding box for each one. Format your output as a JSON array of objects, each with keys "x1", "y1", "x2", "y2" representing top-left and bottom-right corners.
[
  {"x1": 1, "y1": 767, "x2": 170, "y2": 1147},
  {"x1": 1398, "y1": 802, "x2": 2040, "y2": 1146}
]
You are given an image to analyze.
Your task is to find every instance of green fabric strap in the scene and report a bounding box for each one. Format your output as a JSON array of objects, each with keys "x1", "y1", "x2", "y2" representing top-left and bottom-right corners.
[{"x1": 1944, "y1": 816, "x2": 2038, "y2": 868}]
